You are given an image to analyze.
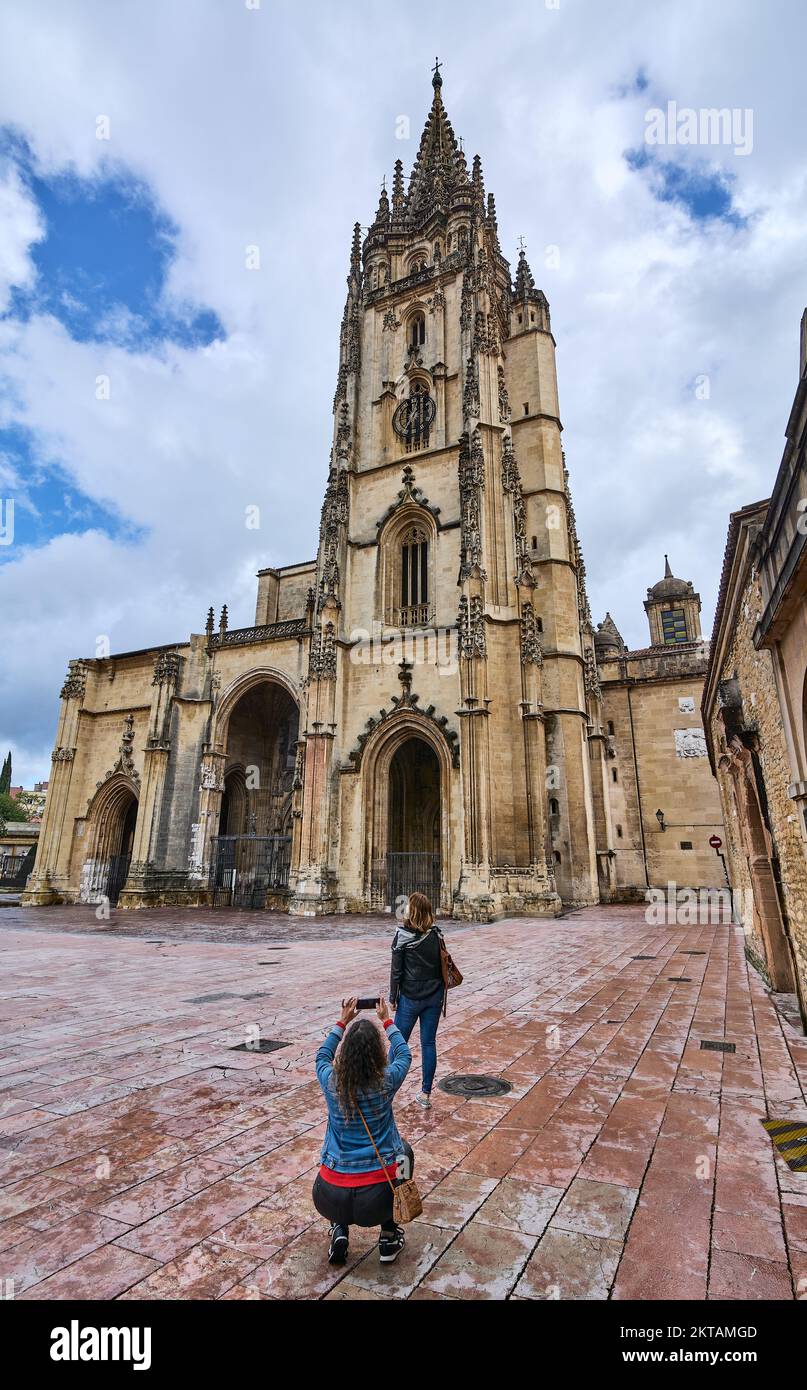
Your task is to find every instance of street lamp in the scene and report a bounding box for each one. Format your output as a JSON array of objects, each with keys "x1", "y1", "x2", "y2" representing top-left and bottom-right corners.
[{"x1": 656, "y1": 808, "x2": 665, "y2": 832}]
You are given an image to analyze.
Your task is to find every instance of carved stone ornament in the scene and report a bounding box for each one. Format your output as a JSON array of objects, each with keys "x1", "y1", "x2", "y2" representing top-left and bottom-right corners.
[
  {"x1": 520, "y1": 602, "x2": 543, "y2": 667},
  {"x1": 347, "y1": 685, "x2": 460, "y2": 770},
  {"x1": 458, "y1": 593, "x2": 487, "y2": 659},
  {"x1": 376, "y1": 465, "x2": 441, "y2": 532},
  {"x1": 458, "y1": 428, "x2": 486, "y2": 580},
  {"x1": 152, "y1": 651, "x2": 180, "y2": 686},
  {"x1": 60, "y1": 666, "x2": 86, "y2": 702},
  {"x1": 308, "y1": 621, "x2": 337, "y2": 681}
]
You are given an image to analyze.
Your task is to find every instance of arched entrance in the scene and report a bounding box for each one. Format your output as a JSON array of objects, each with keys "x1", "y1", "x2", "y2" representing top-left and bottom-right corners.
[
  {"x1": 364, "y1": 720, "x2": 451, "y2": 912},
  {"x1": 81, "y1": 778, "x2": 139, "y2": 906},
  {"x1": 387, "y1": 737, "x2": 441, "y2": 905},
  {"x1": 210, "y1": 678, "x2": 299, "y2": 908}
]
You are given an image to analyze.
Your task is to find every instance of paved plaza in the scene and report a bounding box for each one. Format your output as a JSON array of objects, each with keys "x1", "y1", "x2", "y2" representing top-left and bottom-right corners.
[{"x1": 0, "y1": 903, "x2": 805, "y2": 1301}]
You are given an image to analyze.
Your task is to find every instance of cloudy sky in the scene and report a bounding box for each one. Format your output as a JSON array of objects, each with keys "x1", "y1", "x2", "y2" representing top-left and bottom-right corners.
[{"x1": 1, "y1": 0, "x2": 806, "y2": 785}]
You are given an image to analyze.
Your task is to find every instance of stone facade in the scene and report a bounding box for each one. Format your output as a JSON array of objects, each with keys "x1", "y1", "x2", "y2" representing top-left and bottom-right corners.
[
  {"x1": 703, "y1": 311, "x2": 807, "y2": 1023},
  {"x1": 22, "y1": 69, "x2": 723, "y2": 924},
  {"x1": 595, "y1": 567, "x2": 725, "y2": 901}
]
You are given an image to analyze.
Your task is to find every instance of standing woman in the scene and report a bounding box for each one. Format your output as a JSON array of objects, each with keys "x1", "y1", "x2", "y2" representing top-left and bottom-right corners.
[{"x1": 389, "y1": 892, "x2": 444, "y2": 1109}]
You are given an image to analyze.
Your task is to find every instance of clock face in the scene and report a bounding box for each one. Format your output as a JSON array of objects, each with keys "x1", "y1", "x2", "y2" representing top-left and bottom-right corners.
[{"x1": 393, "y1": 392, "x2": 436, "y2": 439}]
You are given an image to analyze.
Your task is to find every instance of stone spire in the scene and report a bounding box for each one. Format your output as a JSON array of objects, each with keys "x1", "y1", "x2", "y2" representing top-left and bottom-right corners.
[
  {"x1": 391, "y1": 158, "x2": 405, "y2": 221},
  {"x1": 349, "y1": 221, "x2": 361, "y2": 274},
  {"x1": 405, "y1": 64, "x2": 469, "y2": 222},
  {"x1": 513, "y1": 247, "x2": 537, "y2": 301},
  {"x1": 594, "y1": 612, "x2": 627, "y2": 655},
  {"x1": 371, "y1": 180, "x2": 390, "y2": 231}
]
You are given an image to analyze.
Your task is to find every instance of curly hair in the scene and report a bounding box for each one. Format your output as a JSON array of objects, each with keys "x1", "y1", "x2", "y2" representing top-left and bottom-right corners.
[{"x1": 333, "y1": 1018, "x2": 388, "y2": 1118}]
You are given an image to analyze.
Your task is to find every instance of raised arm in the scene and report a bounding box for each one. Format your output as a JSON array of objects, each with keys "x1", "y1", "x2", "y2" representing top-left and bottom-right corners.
[
  {"x1": 315, "y1": 997, "x2": 357, "y2": 1093},
  {"x1": 377, "y1": 996, "x2": 411, "y2": 1093}
]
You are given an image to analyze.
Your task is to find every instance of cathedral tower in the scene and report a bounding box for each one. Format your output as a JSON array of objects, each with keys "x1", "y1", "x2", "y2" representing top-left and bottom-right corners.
[{"x1": 291, "y1": 65, "x2": 605, "y2": 917}]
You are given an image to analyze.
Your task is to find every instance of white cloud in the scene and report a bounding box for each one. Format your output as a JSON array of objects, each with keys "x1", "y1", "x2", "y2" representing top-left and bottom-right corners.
[{"x1": 1, "y1": 0, "x2": 807, "y2": 781}]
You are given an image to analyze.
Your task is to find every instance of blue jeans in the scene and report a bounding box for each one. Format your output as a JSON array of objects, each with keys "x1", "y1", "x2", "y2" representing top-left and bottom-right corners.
[{"x1": 394, "y1": 987, "x2": 443, "y2": 1094}]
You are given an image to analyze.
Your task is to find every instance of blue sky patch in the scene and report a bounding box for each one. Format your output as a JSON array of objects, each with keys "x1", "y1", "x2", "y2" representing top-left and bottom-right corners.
[
  {"x1": 2, "y1": 134, "x2": 223, "y2": 351},
  {"x1": 0, "y1": 423, "x2": 145, "y2": 557},
  {"x1": 625, "y1": 146, "x2": 747, "y2": 227}
]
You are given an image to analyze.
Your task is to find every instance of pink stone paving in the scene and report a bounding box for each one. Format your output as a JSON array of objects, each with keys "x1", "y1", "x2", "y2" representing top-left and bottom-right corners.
[{"x1": 0, "y1": 903, "x2": 805, "y2": 1300}]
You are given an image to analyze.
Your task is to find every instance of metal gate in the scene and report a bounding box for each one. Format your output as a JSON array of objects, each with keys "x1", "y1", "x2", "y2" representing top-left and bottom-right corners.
[
  {"x1": 376, "y1": 852, "x2": 441, "y2": 910},
  {"x1": 0, "y1": 846, "x2": 36, "y2": 888},
  {"x1": 210, "y1": 835, "x2": 291, "y2": 909},
  {"x1": 85, "y1": 853, "x2": 132, "y2": 906}
]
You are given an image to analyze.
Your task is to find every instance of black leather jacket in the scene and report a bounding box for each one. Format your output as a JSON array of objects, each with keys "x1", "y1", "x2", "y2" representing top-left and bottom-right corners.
[{"x1": 390, "y1": 925, "x2": 445, "y2": 1005}]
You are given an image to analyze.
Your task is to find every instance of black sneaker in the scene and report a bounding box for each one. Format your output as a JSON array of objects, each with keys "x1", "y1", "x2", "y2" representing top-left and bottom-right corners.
[
  {"x1": 379, "y1": 1224, "x2": 406, "y2": 1263},
  {"x1": 328, "y1": 1223, "x2": 349, "y2": 1265}
]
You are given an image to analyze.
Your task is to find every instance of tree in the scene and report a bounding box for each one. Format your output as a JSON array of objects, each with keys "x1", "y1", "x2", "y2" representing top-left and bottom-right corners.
[
  {"x1": 0, "y1": 752, "x2": 10, "y2": 796},
  {"x1": 0, "y1": 792, "x2": 27, "y2": 823}
]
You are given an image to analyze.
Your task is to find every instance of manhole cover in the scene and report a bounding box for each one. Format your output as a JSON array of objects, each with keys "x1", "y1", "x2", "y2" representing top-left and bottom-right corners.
[
  {"x1": 438, "y1": 1074, "x2": 512, "y2": 1098},
  {"x1": 229, "y1": 1039, "x2": 290, "y2": 1054},
  {"x1": 762, "y1": 1118, "x2": 807, "y2": 1172},
  {"x1": 667, "y1": 977, "x2": 692, "y2": 983},
  {"x1": 700, "y1": 1040, "x2": 735, "y2": 1053}
]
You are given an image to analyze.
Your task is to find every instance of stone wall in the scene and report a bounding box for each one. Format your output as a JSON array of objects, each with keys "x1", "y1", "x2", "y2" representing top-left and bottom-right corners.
[{"x1": 708, "y1": 565, "x2": 807, "y2": 997}]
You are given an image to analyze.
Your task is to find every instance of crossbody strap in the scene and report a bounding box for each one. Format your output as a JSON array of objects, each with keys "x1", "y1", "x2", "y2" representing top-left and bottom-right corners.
[{"x1": 356, "y1": 1104, "x2": 397, "y2": 1196}]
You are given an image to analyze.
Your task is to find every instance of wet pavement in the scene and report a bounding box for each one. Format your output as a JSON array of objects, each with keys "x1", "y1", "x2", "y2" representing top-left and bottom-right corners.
[{"x1": 0, "y1": 904, "x2": 805, "y2": 1300}]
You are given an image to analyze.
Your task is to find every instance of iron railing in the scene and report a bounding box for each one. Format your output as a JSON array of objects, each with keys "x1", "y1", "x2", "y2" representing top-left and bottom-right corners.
[
  {"x1": 210, "y1": 834, "x2": 291, "y2": 909},
  {"x1": 372, "y1": 852, "x2": 441, "y2": 911}
]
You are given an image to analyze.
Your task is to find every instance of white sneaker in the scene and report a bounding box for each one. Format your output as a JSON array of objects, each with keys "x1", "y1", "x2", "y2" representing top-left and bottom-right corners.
[{"x1": 416, "y1": 1091, "x2": 432, "y2": 1109}]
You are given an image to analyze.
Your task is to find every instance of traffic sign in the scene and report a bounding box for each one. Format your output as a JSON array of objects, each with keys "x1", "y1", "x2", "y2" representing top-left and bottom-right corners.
[{"x1": 709, "y1": 834, "x2": 722, "y2": 850}]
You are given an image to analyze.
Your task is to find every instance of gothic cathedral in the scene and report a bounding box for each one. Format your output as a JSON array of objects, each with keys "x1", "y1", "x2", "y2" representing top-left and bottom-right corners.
[{"x1": 24, "y1": 70, "x2": 723, "y2": 920}]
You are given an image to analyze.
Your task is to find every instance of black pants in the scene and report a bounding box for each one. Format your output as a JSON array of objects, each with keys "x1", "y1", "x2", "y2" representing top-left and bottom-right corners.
[{"x1": 312, "y1": 1141, "x2": 414, "y2": 1233}]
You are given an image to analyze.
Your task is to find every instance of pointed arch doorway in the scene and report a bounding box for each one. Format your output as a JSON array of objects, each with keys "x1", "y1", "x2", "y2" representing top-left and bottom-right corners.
[
  {"x1": 366, "y1": 727, "x2": 447, "y2": 911},
  {"x1": 81, "y1": 779, "x2": 139, "y2": 906}
]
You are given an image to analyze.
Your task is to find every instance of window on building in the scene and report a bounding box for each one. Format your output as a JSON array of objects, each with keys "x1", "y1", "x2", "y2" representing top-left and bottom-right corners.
[
  {"x1": 612, "y1": 768, "x2": 618, "y2": 783},
  {"x1": 523, "y1": 402, "x2": 529, "y2": 415},
  {"x1": 550, "y1": 798, "x2": 559, "y2": 816},
  {"x1": 399, "y1": 525, "x2": 430, "y2": 624},
  {"x1": 680, "y1": 840, "x2": 693, "y2": 850},
  {"x1": 607, "y1": 720, "x2": 615, "y2": 736},
  {"x1": 616, "y1": 824, "x2": 623, "y2": 838},
  {"x1": 662, "y1": 608, "x2": 688, "y2": 644},
  {"x1": 408, "y1": 311, "x2": 426, "y2": 349}
]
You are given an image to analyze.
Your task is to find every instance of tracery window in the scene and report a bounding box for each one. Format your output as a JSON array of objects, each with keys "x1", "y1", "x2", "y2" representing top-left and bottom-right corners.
[
  {"x1": 398, "y1": 525, "x2": 430, "y2": 626},
  {"x1": 408, "y1": 311, "x2": 426, "y2": 349}
]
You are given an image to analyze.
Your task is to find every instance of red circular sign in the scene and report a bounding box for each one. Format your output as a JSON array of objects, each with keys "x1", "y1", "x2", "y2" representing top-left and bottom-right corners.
[{"x1": 709, "y1": 835, "x2": 722, "y2": 850}]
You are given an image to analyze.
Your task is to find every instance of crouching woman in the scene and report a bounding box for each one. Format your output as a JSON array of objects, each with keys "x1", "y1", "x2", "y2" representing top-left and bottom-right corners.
[{"x1": 313, "y1": 996, "x2": 414, "y2": 1266}]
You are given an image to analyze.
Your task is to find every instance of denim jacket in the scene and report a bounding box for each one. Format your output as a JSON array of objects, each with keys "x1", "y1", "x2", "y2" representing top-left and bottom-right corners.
[{"x1": 315, "y1": 1023, "x2": 411, "y2": 1173}]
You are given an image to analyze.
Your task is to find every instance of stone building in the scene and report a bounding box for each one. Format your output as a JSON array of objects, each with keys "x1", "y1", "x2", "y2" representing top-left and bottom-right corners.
[
  {"x1": 594, "y1": 560, "x2": 725, "y2": 900},
  {"x1": 23, "y1": 69, "x2": 721, "y2": 921},
  {"x1": 703, "y1": 309, "x2": 807, "y2": 1023}
]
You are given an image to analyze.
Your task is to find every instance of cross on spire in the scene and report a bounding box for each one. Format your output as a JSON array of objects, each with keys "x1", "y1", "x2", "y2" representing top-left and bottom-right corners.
[
  {"x1": 517, "y1": 234, "x2": 527, "y2": 253},
  {"x1": 432, "y1": 56, "x2": 442, "y2": 84}
]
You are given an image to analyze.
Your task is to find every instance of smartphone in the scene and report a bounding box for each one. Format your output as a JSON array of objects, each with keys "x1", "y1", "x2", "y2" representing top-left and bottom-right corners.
[{"x1": 356, "y1": 997, "x2": 380, "y2": 1010}]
